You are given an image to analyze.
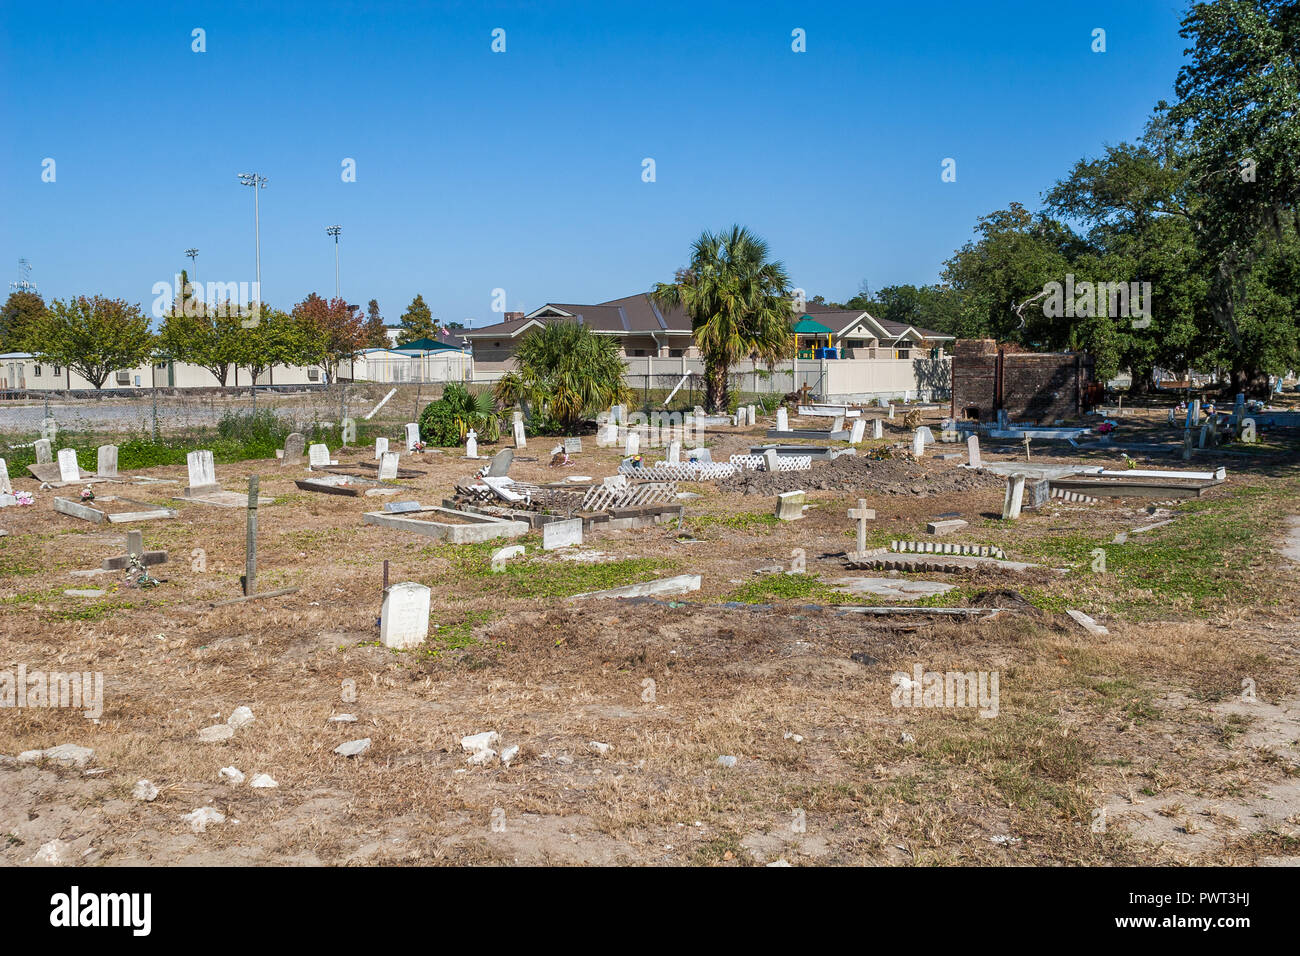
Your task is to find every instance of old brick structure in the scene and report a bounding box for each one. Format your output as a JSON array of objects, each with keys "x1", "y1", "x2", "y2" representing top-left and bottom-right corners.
[{"x1": 951, "y1": 339, "x2": 1096, "y2": 424}]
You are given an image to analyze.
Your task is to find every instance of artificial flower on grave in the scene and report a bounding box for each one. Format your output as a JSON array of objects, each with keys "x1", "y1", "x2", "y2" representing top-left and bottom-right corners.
[
  {"x1": 1095, "y1": 422, "x2": 1115, "y2": 434},
  {"x1": 15, "y1": 491, "x2": 34, "y2": 506},
  {"x1": 413, "y1": 440, "x2": 427, "y2": 453},
  {"x1": 632, "y1": 454, "x2": 643, "y2": 467},
  {"x1": 81, "y1": 487, "x2": 96, "y2": 501}
]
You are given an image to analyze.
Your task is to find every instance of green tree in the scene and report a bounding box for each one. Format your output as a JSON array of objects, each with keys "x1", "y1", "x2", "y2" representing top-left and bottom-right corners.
[
  {"x1": 1, "y1": 290, "x2": 45, "y2": 351},
  {"x1": 291, "y1": 293, "x2": 365, "y2": 380},
  {"x1": 364, "y1": 299, "x2": 388, "y2": 349},
  {"x1": 651, "y1": 226, "x2": 793, "y2": 413},
  {"x1": 492, "y1": 321, "x2": 628, "y2": 432},
  {"x1": 27, "y1": 296, "x2": 154, "y2": 390},
  {"x1": 418, "y1": 383, "x2": 500, "y2": 445},
  {"x1": 157, "y1": 300, "x2": 246, "y2": 386},
  {"x1": 1166, "y1": 0, "x2": 1300, "y2": 394},
  {"x1": 398, "y1": 294, "x2": 434, "y2": 343}
]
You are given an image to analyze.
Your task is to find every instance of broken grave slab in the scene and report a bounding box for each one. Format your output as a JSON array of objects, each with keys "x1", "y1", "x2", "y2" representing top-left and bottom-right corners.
[{"x1": 569, "y1": 574, "x2": 702, "y2": 601}]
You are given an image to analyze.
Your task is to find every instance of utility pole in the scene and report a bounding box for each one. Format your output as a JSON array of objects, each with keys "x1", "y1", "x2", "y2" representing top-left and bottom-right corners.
[
  {"x1": 326, "y1": 225, "x2": 341, "y2": 298},
  {"x1": 238, "y1": 173, "x2": 268, "y2": 309}
]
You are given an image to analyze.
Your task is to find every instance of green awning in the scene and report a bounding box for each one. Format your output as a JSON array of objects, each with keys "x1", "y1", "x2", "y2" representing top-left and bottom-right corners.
[{"x1": 792, "y1": 316, "x2": 833, "y2": 335}]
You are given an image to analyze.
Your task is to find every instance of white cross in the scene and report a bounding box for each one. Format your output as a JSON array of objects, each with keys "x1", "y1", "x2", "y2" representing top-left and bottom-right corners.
[{"x1": 848, "y1": 498, "x2": 875, "y2": 554}]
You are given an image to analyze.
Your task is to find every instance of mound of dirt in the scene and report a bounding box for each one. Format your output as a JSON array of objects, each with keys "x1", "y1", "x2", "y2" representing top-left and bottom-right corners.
[{"x1": 718, "y1": 454, "x2": 1006, "y2": 497}]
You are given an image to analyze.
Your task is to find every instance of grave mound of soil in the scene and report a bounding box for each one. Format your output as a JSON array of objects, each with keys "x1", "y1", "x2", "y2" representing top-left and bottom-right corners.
[{"x1": 718, "y1": 454, "x2": 1005, "y2": 497}]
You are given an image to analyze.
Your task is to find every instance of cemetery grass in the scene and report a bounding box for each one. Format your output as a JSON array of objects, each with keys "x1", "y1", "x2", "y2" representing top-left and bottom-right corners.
[{"x1": 1, "y1": 416, "x2": 1299, "y2": 865}]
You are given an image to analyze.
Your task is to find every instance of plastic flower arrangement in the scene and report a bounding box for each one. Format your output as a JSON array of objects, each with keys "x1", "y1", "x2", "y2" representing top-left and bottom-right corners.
[{"x1": 15, "y1": 491, "x2": 34, "y2": 506}]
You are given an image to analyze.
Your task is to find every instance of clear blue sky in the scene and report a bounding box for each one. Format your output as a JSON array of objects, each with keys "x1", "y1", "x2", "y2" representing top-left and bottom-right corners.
[{"x1": 0, "y1": 0, "x2": 1190, "y2": 327}]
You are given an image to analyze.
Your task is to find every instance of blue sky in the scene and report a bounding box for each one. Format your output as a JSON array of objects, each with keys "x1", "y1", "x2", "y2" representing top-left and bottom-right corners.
[{"x1": 0, "y1": 0, "x2": 1191, "y2": 326}]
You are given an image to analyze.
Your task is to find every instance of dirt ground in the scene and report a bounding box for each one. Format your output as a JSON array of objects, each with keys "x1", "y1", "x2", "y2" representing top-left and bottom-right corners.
[{"x1": 2, "y1": 406, "x2": 1299, "y2": 866}]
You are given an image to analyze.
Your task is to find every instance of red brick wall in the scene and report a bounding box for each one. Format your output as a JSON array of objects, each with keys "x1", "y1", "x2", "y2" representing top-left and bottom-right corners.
[{"x1": 951, "y1": 339, "x2": 1094, "y2": 423}]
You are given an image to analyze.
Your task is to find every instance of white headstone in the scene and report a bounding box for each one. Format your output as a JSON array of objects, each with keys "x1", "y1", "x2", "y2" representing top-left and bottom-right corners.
[
  {"x1": 747, "y1": 405, "x2": 757, "y2": 425},
  {"x1": 872, "y1": 418, "x2": 883, "y2": 440},
  {"x1": 405, "y1": 422, "x2": 420, "y2": 451},
  {"x1": 599, "y1": 417, "x2": 618, "y2": 445},
  {"x1": 34, "y1": 439, "x2": 52, "y2": 464},
  {"x1": 849, "y1": 419, "x2": 866, "y2": 445},
  {"x1": 96, "y1": 445, "x2": 119, "y2": 478},
  {"x1": 543, "y1": 517, "x2": 583, "y2": 550},
  {"x1": 763, "y1": 448, "x2": 780, "y2": 472},
  {"x1": 887, "y1": 404, "x2": 895, "y2": 420},
  {"x1": 56, "y1": 448, "x2": 80, "y2": 483},
  {"x1": 625, "y1": 431, "x2": 640, "y2": 456},
  {"x1": 374, "y1": 437, "x2": 389, "y2": 460},
  {"x1": 776, "y1": 490, "x2": 806, "y2": 521},
  {"x1": 513, "y1": 420, "x2": 527, "y2": 449},
  {"x1": 912, "y1": 430, "x2": 925, "y2": 457},
  {"x1": 378, "y1": 452, "x2": 400, "y2": 480},
  {"x1": 0, "y1": 458, "x2": 10, "y2": 495},
  {"x1": 775, "y1": 407, "x2": 789, "y2": 432},
  {"x1": 465, "y1": 430, "x2": 477, "y2": 459},
  {"x1": 667, "y1": 440, "x2": 681, "y2": 465},
  {"x1": 1002, "y1": 474, "x2": 1026, "y2": 520},
  {"x1": 187, "y1": 450, "x2": 217, "y2": 492},
  {"x1": 831, "y1": 415, "x2": 846, "y2": 433},
  {"x1": 916, "y1": 426, "x2": 934, "y2": 444},
  {"x1": 512, "y1": 409, "x2": 524, "y2": 425},
  {"x1": 308, "y1": 444, "x2": 331, "y2": 468},
  {"x1": 734, "y1": 407, "x2": 747, "y2": 427},
  {"x1": 966, "y1": 434, "x2": 982, "y2": 468},
  {"x1": 381, "y1": 582, "x2": 431, "y2": 650}
]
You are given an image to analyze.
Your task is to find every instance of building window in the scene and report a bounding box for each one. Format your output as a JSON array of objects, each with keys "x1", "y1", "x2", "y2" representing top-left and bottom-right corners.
[
  {"x1": 54, "y1": 365, "x2": 62, "y2": 375},
  {"x1": 668, "y1": 349, "x2": 684, "y2": 358},
  {"x1": 628, "y1": 349, "x2": 647, "y2": 357},
  {"x1": 33, "y1": 365, "x2": 41, "y2": 377},
  {"x1": 116, "y1": 370, "x2": 131, "y2": 385},
  {"x1": 308, "y1": 368, "x2": 320, "y2": 381}
]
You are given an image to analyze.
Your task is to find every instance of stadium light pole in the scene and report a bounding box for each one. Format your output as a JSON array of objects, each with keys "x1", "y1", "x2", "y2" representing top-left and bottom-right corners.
[
  {"x1": 185, "y1": 248, "x2": 198, "y2": 282},
  {"x1": 326, "y1": 225, "x2": 342, "y2": 298},
  {"x1": 238, "y1": 173, "x2": 268, "y2": 309}
]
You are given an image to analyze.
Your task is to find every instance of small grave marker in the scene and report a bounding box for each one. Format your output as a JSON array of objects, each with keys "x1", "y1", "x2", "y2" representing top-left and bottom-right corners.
[
  {"x1": 912, "y1": 431, "x2": 925, "y2": 457},
  {"x1": 848, "y1": 498, "x2": 875, "y2": 555},
  {"x1": 872, "y1": 418, "x2": 883, "y2": 440},
  {"x1": 282, "y1": 433, "x2": 306, "y2": 466},
  {"x1": 57, "y1": 448, "x2": 80, "y2": 483},
  {"x1": 405, "y1": 422, "x2": 420, "y2": 451},
  {"x1": 512, "y1": 420, "x2": 527, "y2": 449},
  {"x1": 96, "y1": 445, "x2": 119, "y2": 478},
  {"x1": 667, "y1": 440, "x2": 681, "y2": 465},
  {"x1": 776, "y1": 407, "x2": 789, "y2": 431},
  {"x1": 35, "y1": 439, "x2": 52, "y2": 464},
  {"x1": 543, "y1": 517, "x2": 583, "y2": 550},
  {"x1": 102, "y1": 529, "x2": 168, "y2": 571},
  {"x1": 383, "y1": 500, "x2": 422, "y2": 514},
  {"x1": 966, "y1": 434, "x2": 981, "y2": 468},
  {"x1": 378, "y1": 452, "x2": 400, "y2": 480},
  {"x1": 775, "y1": 490, "x2": 806, "y2": 521},
  {"x1": 625, "y1": 431, "x2": 640, "y2": 456},
  {"x1": 564, "y1": 436, "x2": 582, "y2": 454},
  {"x1": 0, "y1": 458, "x2": 10, "y2": 496},
  {"x1": 1002, "y1": 474, "x2": 1026, "y2": 520},
  {"x1": 381, "y1": 582, "x2": 431, "y2": 649},
  {"x1": 374, "y1": 437, "x2": 389, "y2": 459},
  {"x1": 308, "y1": 444, "x2": 331, "y2": 468},
  {"x1": 849, "y1": 419, "x2": 866, "y2": 445}
]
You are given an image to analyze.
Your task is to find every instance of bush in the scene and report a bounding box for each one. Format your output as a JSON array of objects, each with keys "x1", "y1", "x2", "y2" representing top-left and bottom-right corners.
[{"x1": 418, "y1": 384, "x2": 500, "y2": 447}]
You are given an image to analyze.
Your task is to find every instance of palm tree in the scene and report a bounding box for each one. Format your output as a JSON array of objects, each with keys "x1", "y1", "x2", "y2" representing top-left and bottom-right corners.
[
  {"x1": 651, "y1": 226, "x2": 793, "y2": 413},
  {"x1": 493, "y1": 321, "x2": 628, "y2": 432}
]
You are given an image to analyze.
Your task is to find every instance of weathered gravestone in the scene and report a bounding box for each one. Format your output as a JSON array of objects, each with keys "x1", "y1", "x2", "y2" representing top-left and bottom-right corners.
[
  {"x1": 543, "y1": 517, "x2": 583, "y2": 550},
  {"x1": 872, "y1": 418, "x2": 883, "y2": 440},
  {"x1": 308, "y1": 444, "x2": 332, "y2": 469},
  {"x1": 775, "y1": 407, "x2": 789, "y2": 432},
  {"x1": 0, "y1": 458, "x2": 10, "y2": 496},
  {"x1": 102, "y1": 529, "x2": 168, "y2": 571},
  {"x1": 912, "y1": 431, "x2": 925, "y2": 457},
  {"x1": 849, "y1": 419, "x2": 866, "y2": 445},
  {"x1": 1002, "y1": 474, "x2": 1026, "y2": 520},
  {"x1": 485, "y1": 448, "x2": 513, "y2": 478},
  {"x1": 381, "y1": 582, "x2": 431, "y2": 650},
  {"x1": 667, "y1": 440, "x2": 681, "y2": 465},
  {"x1": 185, "y1": 450, "x2": 220, "y2": 496},
  {"x1": 512, "y1": 420, "x2": 527, "y2": 449},
  {"x1": 762, "y1": 448, "x2": 780, "y2": 472},
  {"x1": 57, "y1": 448, "x2": 80, "y2": 484},
  {"x1": 966, "y1": 434, "x2": 982, "y2": 468},
  {"x1": 378, "y1": 452, "x2": 400, "y2": 480},
  {"x1": 35, "y1": 439, "x2": 52, "y2": 464},
  {"x1": 281, "y1": 433, "x2": 306, "y2": 467},
  {"x1": 848, "y1": 498, "x2": 876, "y2": 556},
  {"x1": 374, "y1": 437, "x2": 389, "y2": 460},
  {"x1": 625, "y1": 431, "x2": 640, "y2": 456},
  {"x1": 564, "y1": 436, "x2": 582, "y2": 454},
  {"x1": 96, "y1": 445, "x2": 119, "y2": 479},
  {"x1": 465, "y1": 430, "x2": 477, "y2": 458},
  {"x1": 405, "y1": 423, "x2": 420, "y2": 451},
  {"x1": 775, "y1": 490, "x2": 806, "y2": 521}
]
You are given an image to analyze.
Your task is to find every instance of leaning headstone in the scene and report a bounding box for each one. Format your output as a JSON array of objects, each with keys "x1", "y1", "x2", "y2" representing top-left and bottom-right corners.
[
  {"x1": 667, "y1": 440, "x2": 682, "y2": 465},
  {"x1": 380, "y1": 582, "x2": 431, "y2": 650},
  {"x1": 186, "y1": 450, "x2": 219, "y2": 495},
  {"x1": 308, "y1": 444, "x2": 331, "y2": 469},
  {"x1": 57, "y1": 448, "x2": 80, "y2": 484},
  {"x1": 282, "y1": 432, "x2": 306, "y2": 467},
  {"x1": 374, "y1": 436, "x2": 389, "y2": 460},
  {"x1": 378, "y1": 452, "x2": 400, "y2": 480},
  {"x1": 512, "y1": 420, "x2": 527, "y2": 449},
  {"x1": 872, "y1": 418, "x2": 883, "y2": 440},
  {"x1": 831, "y1": 415, "x2": 845, "y2": 434},
  {"x1": 1002, "y1": 474, "x2": 1026, "y2": 520},
  {"x1": 762, "y1": 448, "x2": 780, "y2": 472},
  {"x1": 912, "y1": 431, "x2": 925, "y2": 457},
  {"x1": 775, "y1": 490, "x2": 806, "y2": 521},
  {"x1": 405, "y1": 422, "x2": 420, "y2": 451},
  {"x1": 849, "y1": 419, "x2": 866, "y2": 445},
  {"x1": 966, "y1": 434, "x2": 982, "y2": 468},
  {"x1": 543, "y1": 517, "x2": 583, "y2": 550},
  {"x1": 96, "y1": 445, "x2": 119, "y2": 478},
  {"x1": 916, "y1": 426, "x2": 934, "y2": 444},
  {"x1": 485, "y1": 448, "x2": 514, "y2": 477},
  {"x1": 34, "y1": 439, "x2": 52, "y2": 464},
  {"x1": 775, "y1": 407, "x2": 789, "y2": 432},
  {"x1": 625, "y1": 431, "x2": 640, "y2": 456}
]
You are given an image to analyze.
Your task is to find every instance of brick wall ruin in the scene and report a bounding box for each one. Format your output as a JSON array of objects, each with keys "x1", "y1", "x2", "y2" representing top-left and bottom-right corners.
[{"x1": 950, "y1": 339, "x2": 1095, "y2": 424}]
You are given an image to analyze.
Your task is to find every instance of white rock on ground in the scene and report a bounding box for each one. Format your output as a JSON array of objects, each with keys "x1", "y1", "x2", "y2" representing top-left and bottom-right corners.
[
  {"x1": 182, "y1": 807, "x2": 226, "y2": 832},
  {"x1": 227, "y1": 706, "x2": 255, "y2": 729},
  {"x1": 197, "y1": 724, "x2": 235, "y2": 743},
  {"x1": 460, "y1": 731, "x2": 500, "y2": 753},
  {"x1": 328, "y1": 714, "x2": 357, "y2": 723},
  {"x1": 219, "y1": 766, "x2": 245, "y2": 784},
  {"x1": 716, "y1": 755, "x2": 737, "y2": 768},
  {"x1": 28, "y1": 839, "x2": 76, "y2": 865},
  {"x1": 588, "y1": 741, "x2": 612, "y2": 755},
  {"x1": 500, "y1": 745, "x2": 519, "y2": 766},
  {"x1": 18, "y1": 744, "x2": 95, "y2": 768},
  {"x1": 249, "y1": 773, "x2": 278, "y2": 788},
  {"x1": 132, "y1": 779, "x2": 159, "y2": 801},
  {"x1": 334, "y1": 738, "x2": 371, "y2": 757},
  {"x1": 467, "y1": 749, "x2": 497, "y2": 765},
  {"x1": 783, "y1": 733, "x2": 804, "y2": 744}
]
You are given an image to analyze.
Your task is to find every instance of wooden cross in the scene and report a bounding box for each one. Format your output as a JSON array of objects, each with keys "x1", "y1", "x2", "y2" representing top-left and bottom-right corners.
[
  {"x1": 1022, "y1": 435, "x2": 1032, "y2": 461},
  {"x1": 796, "y1": 383, "x2": 814, "y2": 405},
  {"x1": 101, "y1": 529, "x2": 168, "y2": 571},
  {"x1": 848, "y1": 498, "x2": 875, "y2": 555}
]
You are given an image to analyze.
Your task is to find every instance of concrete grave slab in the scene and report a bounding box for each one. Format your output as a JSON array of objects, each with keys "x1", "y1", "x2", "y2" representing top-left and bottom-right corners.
[
  {"x1": 569, "y1": 574, "x2": 702, "y2": 601},
  {"x1": 55, "y1": 495, "x2": 178, "y2": 524},
  {"x1": 363, "y1": 506, "x2": 528, "y2": 544},
  {"x1": 831, "y1": 577, "x2": 956, "y2": 600}
]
